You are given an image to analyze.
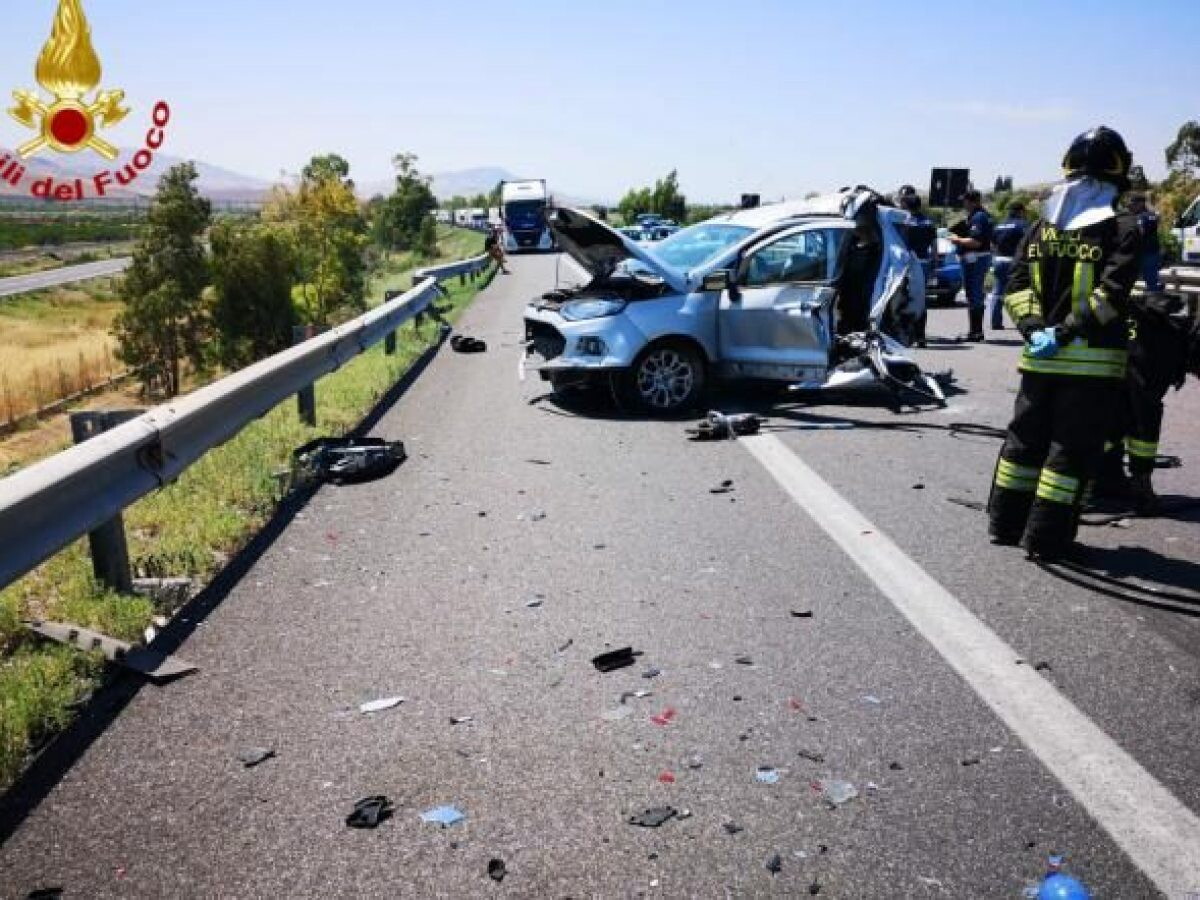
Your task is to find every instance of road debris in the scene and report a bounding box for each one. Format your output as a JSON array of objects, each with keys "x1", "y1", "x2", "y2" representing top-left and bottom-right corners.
[
  {"x1": 791, "y1": 609, "x2": 814, "y2": 618},
  {"x1": 526, "y1": 458, "x2": 552, "y2": 466},
  {"x1": 947, "y1": 497, "x2": 986, "y2": 511},
  {"x1": 25, "y1": 620, "x2": 197, "y2": 683},
  {"x1": 525, "y1": 598, "x2": 544, "y2": 609},
  {"x1": 820, "y1": 779, "x2": 859, "y2": 807},
  {"x1": 735, "y1": 655, "x2": 754, "y2": 666},
  {"x1": 26, "y1": 888, "x2": 63, "y2": 899},
  {"x1": 359, "y1": 696, "x2": 404, "y2": 714},
  {"x1": 710, "y1": 479, "x2": 735, "y2": 494},
  {"x1": 557, "y1": 638, "x2": 574, "y2": 653},
  {"x1": 1035, "y1": 661, "x2": 1053, "y2": 672},
  {"x1": 238, "y1": 747, "x2": 276, "y2": 768},
  {"x1": 488, "y1": 859, "x2": 507, "y2": 882},
  {"x1": 450, "y1": 716, "x2": 474, "y2": 725},
  {"x1": 756, "y1": 767, "x2": 781, "y2": 784},
  {"x1": 685, "y1": 753, "x2": 704, "y2": 770},
  {"x1": 593, "y1": 647, "x2": 638, "y2": 672},
  {"x1": 722, "y1": 822, "x2": 744, "y2": 835},
  {"x1": 688, "y1": 411, "x2": 764, "y2": 441},
  {"x1": 629, "y1": 806, "x2": 677, "y2": 827},
  {"x1": 642, "y1": 667, "x2": 662, "y2": 679},
  {"x1": 912, "y1": 483, "x2": 926, "y2": 490},
  {"x1": 450, "y1": 335, "x2": 487, "y2": 353},
  {"x1": 862, "y1": 695, "x2": 882, "y2": 705},
  {"x1": 421, "y1": 806, "x2": 466, "y2": 828},
  {"x1": 889, "y1": 761, "x2": 904, "y2": 771},
  {"x1": 650, "y1": 708, "x2": 678, "y2": 727},
  {"x1": 620, "y1": 690, "x2": 653, "y2": 704},
  {"x1": 962, "y1": 757, "x2": 982, "y2": 767},
  {"x1": 797, "y1": 749, "x2": 826, "y2": 764},
  {"x1": 658, "y1": 771, "x2": 676, "y2": 784},
  {"x1": 345, "y1": 795, "x2": 394, "y2": 829},
  {"x1": 766, "y1": 853, "x2": 783, "y2": 875},
  {"x1": 293, "y1": 437, "x2": 406, "y2": 485}
]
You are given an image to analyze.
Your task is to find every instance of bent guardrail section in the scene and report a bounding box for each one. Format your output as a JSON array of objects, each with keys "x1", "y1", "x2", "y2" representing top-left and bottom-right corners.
[{"x1": 0, "y1": 253, "x2": 491, "y2": 592}]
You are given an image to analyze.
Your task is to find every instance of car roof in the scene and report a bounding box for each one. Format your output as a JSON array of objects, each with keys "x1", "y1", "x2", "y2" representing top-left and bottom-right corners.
[{"x1": 708, "y1": 195, "x2": 847, "y2": 228}]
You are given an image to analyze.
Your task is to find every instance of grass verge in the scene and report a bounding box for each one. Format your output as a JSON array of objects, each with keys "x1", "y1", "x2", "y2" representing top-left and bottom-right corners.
[{"x1": 0, "y1": 263, "x2": 492, "y2": 793}]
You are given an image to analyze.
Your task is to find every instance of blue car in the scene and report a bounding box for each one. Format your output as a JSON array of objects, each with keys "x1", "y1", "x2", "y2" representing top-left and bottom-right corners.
[{"x1": 928, "y1": 234, "x2": 963, "y2": 306}]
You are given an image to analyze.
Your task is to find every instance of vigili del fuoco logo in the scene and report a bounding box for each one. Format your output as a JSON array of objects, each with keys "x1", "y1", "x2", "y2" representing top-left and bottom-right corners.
[{"x1": 4, "y1": 0, "x2": 173, "y2": 201}]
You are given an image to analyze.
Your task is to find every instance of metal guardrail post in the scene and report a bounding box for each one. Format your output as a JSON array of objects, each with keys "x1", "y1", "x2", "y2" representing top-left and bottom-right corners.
[
  {"x1": 383, "y1": 290, "x2": 402, "y2": 355},
  {"x1": 69, "y1": 410, "x2": 139, "y2": 593},
  {"x1": 292, "y1": 326, "x2": 317, "y2": 426}
]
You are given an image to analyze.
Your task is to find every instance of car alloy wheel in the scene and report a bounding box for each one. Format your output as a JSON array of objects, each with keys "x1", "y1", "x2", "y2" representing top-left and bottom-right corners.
[{"x1": 634, "y1": 344, "x2": 701, "y2": 411}]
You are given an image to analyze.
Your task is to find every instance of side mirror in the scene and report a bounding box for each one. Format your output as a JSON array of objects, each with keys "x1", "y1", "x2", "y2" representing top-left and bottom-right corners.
[{"x1": 701, "y1": 269, "x2": 734, "y2": 293}]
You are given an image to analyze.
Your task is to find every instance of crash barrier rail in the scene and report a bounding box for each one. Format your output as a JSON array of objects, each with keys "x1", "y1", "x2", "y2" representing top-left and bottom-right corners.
[{"x1": 0, "y1": 253, "x2": 492, "y2": 593}]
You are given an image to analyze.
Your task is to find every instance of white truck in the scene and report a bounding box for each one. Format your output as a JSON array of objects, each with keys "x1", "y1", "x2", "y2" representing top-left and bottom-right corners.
[
  {"x1": 501, "y1": 179, "x2": 554, "y2": 252},
  {"x1": 1174, "y1": 195, "x2": 1200, "y2": 266}
]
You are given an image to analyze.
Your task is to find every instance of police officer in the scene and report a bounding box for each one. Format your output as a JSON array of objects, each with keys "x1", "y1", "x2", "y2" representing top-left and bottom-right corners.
[
  {"x1": 896, "y1": 185, "x2": 937, "y2": 347},
  {"x1": 988, "y1": 126, "x2": 1140, "y2": 560},
  {"x1": 1127, "y1": 193, "x2": 1163, "y2": 291},
  {"x1": 988, "y1": 201, "x2": 1028, "y2": 331},
  {"x1": 949, "y1": 188, "x2": 994, "y2": 342}
]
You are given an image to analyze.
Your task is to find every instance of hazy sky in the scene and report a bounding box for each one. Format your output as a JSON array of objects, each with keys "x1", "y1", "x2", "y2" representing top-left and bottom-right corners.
[{"x1": 1, "y1": 0, "x2": 1195, "y2": 202}]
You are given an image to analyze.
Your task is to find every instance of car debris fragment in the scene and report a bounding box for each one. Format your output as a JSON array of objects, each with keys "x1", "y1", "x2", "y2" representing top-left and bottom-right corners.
[
  {"x1": 450, "y1": 716, "x2": 474, "y2": 725},
  {"x1": 710, "y1": 479, "x2": 735, "y2": 494},
  {"x1": 421, "y1": 806, "x2": 466, "y2": 828},
  {"x1": 488, "y1": 859, "x2": 508, "y2": 882},
  {"x1": 766, "y1": 853, "x2": 783, "y2": 875},
  {"x1": 238, "y1": 747, "x2": 276, "y2": 768},
  {"x1": 642, "y1": 667, "x2": 662, "y2": 679},
  {"x1": 650, "y1": 708, "x2": 678, "y2": 726},
  {"x1": 688, "y1": 411, "x2": 764, "y2": 441},
  {"x1": 756, "y1": 767, "x2": 781, "y2": 784},
  {"x1": 797, "y1": 749, "x2": 826, "y2": 764},
  {"x1": 593, "y1": 647, "x2": 638, "y2": 672},
  {"x1": 820, "y1": 779, "x2": 859, "y2": 807},
  {"x1": 791, "y1": 609, "x2": 814, "y2": 618},
  {"x1": 629, "y1": 806, "x2": 677, "y2": 827},
  {"x1": 25, "y1": 620, "x2": 198, "y2": 683},
  {"x1": 346, "y1": 795, "x2": 394, "y2": 829},
  {"x1": 450, "y1": 335, "x2": 487, "y2": 353},
  {"x1": 359, "y1": 696, "x2": 405, "y2": 714},
  {"x1": 722, "y1": 822, "x2": 744, "y2": 835}
]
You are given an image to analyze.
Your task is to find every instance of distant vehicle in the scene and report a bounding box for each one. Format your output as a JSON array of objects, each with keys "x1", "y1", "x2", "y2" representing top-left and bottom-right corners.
[
  {"x1": 929, "y1": 231, "x2": 963, "y2": 306},
  {"x1": 1174, "y1": 195, "x2": 1200, "y2": 266},
  {"x1": 618, "y1": 226, "x2": 646, "y2": 242},
  {"x1": 501, "y1": 179, "x2": 554, "y2": 252},
  {"x1": 635, "y1": 214, "x2": 664, "y2": 229},
  {"x1": 524, "y1": 192, "x2": 940, "y2": 414}
]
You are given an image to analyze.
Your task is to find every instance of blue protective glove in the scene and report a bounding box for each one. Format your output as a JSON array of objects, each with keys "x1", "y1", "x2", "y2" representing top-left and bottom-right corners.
[{"x1": 1028, "y1": 328, "x2": 1060, "y2": 359}]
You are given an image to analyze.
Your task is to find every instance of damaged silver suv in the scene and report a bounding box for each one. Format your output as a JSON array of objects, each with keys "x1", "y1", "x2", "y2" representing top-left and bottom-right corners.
[{"x1": 523, "y1": 191, "x2": 942, "y2": 414}]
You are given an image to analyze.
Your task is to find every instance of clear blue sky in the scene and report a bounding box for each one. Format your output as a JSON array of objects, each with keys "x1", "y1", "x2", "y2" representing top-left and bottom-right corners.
[{"x1": 1, "y1": 0, "x2": 1195, "y2": 202}]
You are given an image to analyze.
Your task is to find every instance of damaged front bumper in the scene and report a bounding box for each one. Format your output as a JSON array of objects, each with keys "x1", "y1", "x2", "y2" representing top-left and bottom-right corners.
[{"x1": 522, "y1": 305, "x2": 644, "y2": 382}]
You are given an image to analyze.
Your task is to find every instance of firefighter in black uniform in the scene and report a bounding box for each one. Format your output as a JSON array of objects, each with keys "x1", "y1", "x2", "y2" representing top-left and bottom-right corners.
[
  {"x1": 1096, "y1": 293, "x2": 1197, "y2": 512},
  {"x1": 988, "y1": 127, "x2": 1141, "y2": 559}
]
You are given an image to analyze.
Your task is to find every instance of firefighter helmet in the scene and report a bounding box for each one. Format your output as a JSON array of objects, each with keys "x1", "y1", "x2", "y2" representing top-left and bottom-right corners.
[{"x1": 1062, "y1": 126, "x2": 1133, "y2": 191}]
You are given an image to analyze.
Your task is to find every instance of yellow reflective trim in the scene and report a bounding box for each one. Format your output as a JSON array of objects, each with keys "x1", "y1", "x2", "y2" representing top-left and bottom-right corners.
[
  {"x1": 1072, "y1": 261, "x2": 1094, "y2": 321},
  {"x1": 1031, "y1": 259, "x2": 1043, "y2": 299},
  {"x1": 1005, "y1": 288, "x2": 1037, "y2": 320},
  {"x1": 1036, "y1": 483, "x2": 1077, "y2": 505},
  {"x1": 1125, "y1": 438, "x2": 1158, "y2": 458},
  {"x1": 1088, "y1": 289, "x2": 1118, "y2": 325},
  {"x1": 1039, "y1": 470, "x2": 1080, "y2": 492},
  {"x1": 998, "y1": 459, "x2": 1040, "y2": 481},
  {"x1": 997, "y1": 473, "x2": 1037, "y2": 492},
  {"x1": 1019, "y1": 356, "x2": 1127, "y2": 379}
]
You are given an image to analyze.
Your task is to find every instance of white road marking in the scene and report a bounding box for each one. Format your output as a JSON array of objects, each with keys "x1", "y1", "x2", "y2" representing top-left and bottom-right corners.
[{"x1": 742, "y1": 433, "x2": 1200, "y2": 897}]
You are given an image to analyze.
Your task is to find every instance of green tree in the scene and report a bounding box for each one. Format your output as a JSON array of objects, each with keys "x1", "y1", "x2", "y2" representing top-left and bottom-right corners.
[
  {"x1": 374, "y1": 152, "x2": 439, "y2": 254},
  {"x1": 618, "y1": 170, "x2": 687, "y2": 223},
  {"x1": 266, "y1": 156, "x2": 368, "y2": 325},
  {"x1": 1165, "y1": 121, "x2": 1200, "y2": 175},
  {"x1": 114, "y1": 162, "x2": 212, "y2": 397},
  {"x1": 209, "y1": 222, "x2": 297, "y2": 369}
]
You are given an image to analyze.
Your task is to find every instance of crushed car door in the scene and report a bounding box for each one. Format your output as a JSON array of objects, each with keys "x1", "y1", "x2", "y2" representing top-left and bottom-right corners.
[{"x1": 719, "y1": 226, "x2": 845, "y2": 376}]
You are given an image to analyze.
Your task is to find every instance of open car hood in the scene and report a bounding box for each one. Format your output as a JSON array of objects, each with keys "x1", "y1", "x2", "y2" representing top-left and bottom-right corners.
[{"x1": 547, "y1": 207, "x2": 689, "y2": 294}]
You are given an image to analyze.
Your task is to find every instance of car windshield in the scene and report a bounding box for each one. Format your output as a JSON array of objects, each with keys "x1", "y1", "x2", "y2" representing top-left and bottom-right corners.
[{"x1": 648, "y1": 223, "x2": 755, "y2": 271}]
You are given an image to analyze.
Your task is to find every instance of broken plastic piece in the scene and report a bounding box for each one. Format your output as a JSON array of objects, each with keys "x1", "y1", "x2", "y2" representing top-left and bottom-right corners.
[
  {"x1": 685, "y1": 753, "x2": 704, "y2": 770},
  {"x1": 689, "y1": 411, "x2": 764, "y2": 441},
  {"x1": 593, "y1": 647, "x2": 637, "y2": 672},
  {"x1": 26, "y1": 889, "x2": 63, "y2": 899},
  {"x1": 756, "y1": 767, "x2": 781, "y2": 784},
  {"x1": 791, "y1": 609, "x2": 814, "y2": 618},
  {"x1": 451, "y1": 335, "x2": 487, "y2": 354},
  {"x1": 820, "y1": 779, "x2": 859, "y2": 806},
  {"x1": 421, "y1": 806, "x2": 466, "y2": 828},
  {"x1": 642, "y1": 667, "x2": 662, "y2": 679},
  {"x1": 26, "y1": 620, "x2": 197, "y2": 683},
  {"x1": 735, "y1": 655, "x2": 754, "y2": 666},
  {"x1": 862, "y1": 695, "x2": 882, "y2": 705},
  {"x1": 797, "y1": 749, "x2": 825, "y2": 764},
  {"x1": 1038, "y1": 874, "x2": 1092, "y2": 900},
  {"x1": 766, "y1": 853, "x2": 783, "y2": 875},
  {"x1": 629, "y1": 806, "x2": 677, "y2": 827},
  {"x1": 238, "y1": 747, "x2": 275, "y2": 768},
  {"x1": 650, "y1": 708, "x2": 678, "y2": 727},
  {"x1": 346, "y1": 795, "x2": 394, "y2": 829},
  {"x1": 488, "y1": 859, "x2": 507, "y2": 882},
  {"x1": 657, "y1": 771, "x2": 676, "y2": 784},
  {"x1": 450, "y1": 716, "x2": 474, "y2": 725},
  {"x1": 360, "y1": 696, "x2": 404, "y2": 714},
  {"x1": 722, "y1": 822, "x2": 744, "y2": 835},
  {"x1": 710, "y1": 480, "x2": 735, "y2": 494}
]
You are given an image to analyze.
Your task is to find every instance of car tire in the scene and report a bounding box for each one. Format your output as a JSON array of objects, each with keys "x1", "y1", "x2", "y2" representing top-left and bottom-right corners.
[{"x1": 622, "y1": 341, "x2": 706, "y2": 415}]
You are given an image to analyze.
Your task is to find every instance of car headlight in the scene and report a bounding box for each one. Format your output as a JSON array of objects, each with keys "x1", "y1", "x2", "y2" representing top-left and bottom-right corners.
[{"x1": 559, "y1": 298, "x2": 627, "y2": 321}]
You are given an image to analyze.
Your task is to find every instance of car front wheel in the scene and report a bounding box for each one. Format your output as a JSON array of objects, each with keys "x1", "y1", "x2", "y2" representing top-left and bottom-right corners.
[{"x1": 624, "y1": 341, "x2": 706, "y2": 414}]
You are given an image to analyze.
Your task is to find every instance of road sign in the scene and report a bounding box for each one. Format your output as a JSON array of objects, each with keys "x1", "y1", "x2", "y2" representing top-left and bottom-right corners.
[{"x1": 929, "y1": 168, "x2": 970, "y2": 209}]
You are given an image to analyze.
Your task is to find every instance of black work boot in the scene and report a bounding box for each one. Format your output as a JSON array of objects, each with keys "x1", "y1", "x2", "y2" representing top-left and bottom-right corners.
[
  {"x1": 1130, "y1": 472, "x2": 1159, "y2": 515},
  {"x1": 967, "y1": 307, "x2": 986, "y2": 342}
]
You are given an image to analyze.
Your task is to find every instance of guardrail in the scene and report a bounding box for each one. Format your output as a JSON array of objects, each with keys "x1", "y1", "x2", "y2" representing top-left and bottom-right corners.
[{"x1": 0, "y1": 253, "x2": 491, "y2": 593}]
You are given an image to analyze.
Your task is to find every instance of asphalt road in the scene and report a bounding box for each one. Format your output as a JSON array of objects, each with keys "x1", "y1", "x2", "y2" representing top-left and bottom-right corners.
[
  {"x1": 0, "y1": 257, "x2": 130, "y2": 298},
  {"x1": 1, "y1": 254, "x2": 1198, "y2": 898}
]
